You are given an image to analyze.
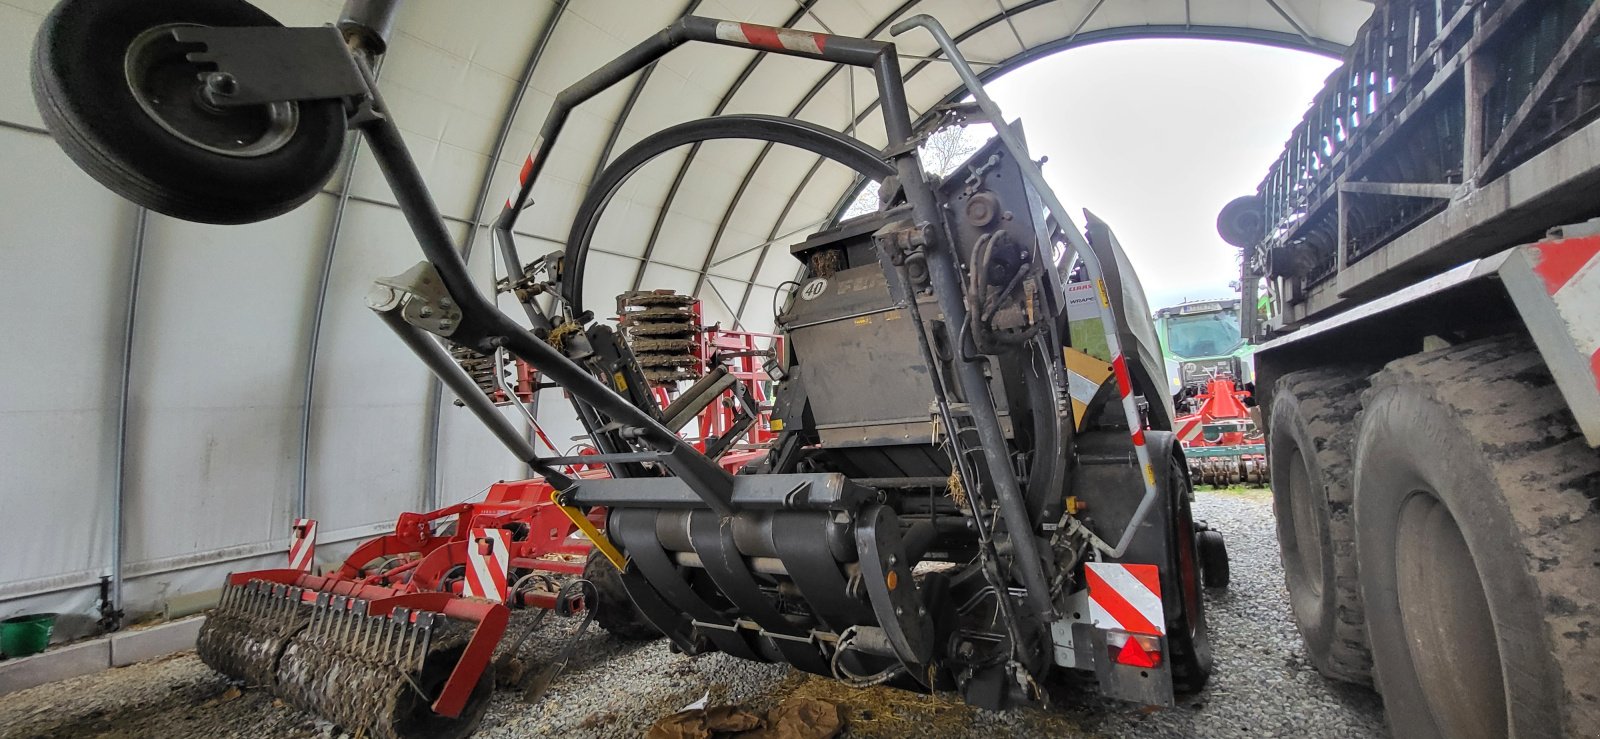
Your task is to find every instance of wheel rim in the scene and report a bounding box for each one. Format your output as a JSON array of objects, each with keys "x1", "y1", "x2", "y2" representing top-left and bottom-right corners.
[
  {"x1": 1394, "y1": 491, "x2": 1505, "y2": 739},
  {"x1": 124, "y1": 25, "x2": 299, "y2": 158},
  {"x1": 1285, "y1": 449, "x2": 1326, "y2": 601}
]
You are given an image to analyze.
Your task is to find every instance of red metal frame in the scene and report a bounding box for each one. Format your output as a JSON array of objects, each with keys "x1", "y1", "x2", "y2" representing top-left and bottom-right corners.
[
  {"x1": 223, "y1": 451, "x2": 769, "y2": 720},
  {"x1": 639, "y1": 300, "x2": 783, "y2": 449},
  {"x1": 217, "y1": 312, "x2": 782, "y2": 721},
  {"x1": 698, "y1": 324, "x2": 783, "y2": 446},
  {"x1": 1174, "y1": 377, "x2": 1260, "y2": 448}
]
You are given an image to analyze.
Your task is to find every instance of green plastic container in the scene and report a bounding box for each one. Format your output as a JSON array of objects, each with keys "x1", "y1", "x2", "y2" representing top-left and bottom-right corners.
[{"x1": 0, "y1": 613, "x2": 56, "y2": 658}]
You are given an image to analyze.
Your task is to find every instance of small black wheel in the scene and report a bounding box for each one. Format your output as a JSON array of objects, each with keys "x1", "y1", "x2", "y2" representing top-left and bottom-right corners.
[
  {"x1": 583, "y1": 549, "x2": 661, "y2": 641},
  {"x1": 1197, "y1": 529, "x2": 1229, "y2": 589},
  {"x1": 31, "y1": 0, "x2": 347, "y2": 224}
]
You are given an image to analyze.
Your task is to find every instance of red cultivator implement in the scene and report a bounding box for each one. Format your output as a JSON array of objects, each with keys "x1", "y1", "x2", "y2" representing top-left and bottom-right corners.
[
  {"x1": 197, "y1": 305, "x2": 773, "y2": 738},
  {"x1": 1174, "y1": 376, "x2": 1268, "y2": 485},
  {"x1": 195, "y1": 477, "x2": 601, "y2": 738}
]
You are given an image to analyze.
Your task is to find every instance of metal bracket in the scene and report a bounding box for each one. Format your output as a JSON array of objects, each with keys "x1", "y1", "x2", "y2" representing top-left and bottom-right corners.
[
  {"x1": 171, "y1": 26, "x2": 368, "y2": 107},
  {"x1": 367, "y1": 262, "x2": 465, "y2": 337}
]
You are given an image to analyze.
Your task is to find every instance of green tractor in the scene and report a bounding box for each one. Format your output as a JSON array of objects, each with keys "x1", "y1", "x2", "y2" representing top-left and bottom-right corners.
[{"x1": 1154, "y1": 298, "x2": 1267, "y2": 486}]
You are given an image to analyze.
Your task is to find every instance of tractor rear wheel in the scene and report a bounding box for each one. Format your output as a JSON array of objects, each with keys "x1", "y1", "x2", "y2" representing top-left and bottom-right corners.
[
  {"x1": 584, "y1": 550, "x2": 661, "y2": 641},
  {"x1": 1167, "y1": 458, "x2": 1213, "y2": 694},
  {"x1": 1268, "y1": 366, "x2": 1373, "y2": 685},
  {"x1": 1353, "y1": 335, "x2": 1600, "y2": 739}
]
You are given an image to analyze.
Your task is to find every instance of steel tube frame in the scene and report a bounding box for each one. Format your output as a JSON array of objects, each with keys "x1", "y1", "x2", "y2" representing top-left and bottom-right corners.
[
  {"x1": 340, "y1": 15, "x2": 1065, "y2": 668},
  {"x1": 688, "y1": 0, "x2": 922, "y2": 303},
  {"x1": 743, "y1": 16, "x2": 1347, "y2": 321},
  {"x1": 628, "y1": 2, "x2": 822, "y2": 295},
  {"x1": 493, "y1": 14, "x2": 1059, "y2": 622},
  {"x1": 354, "y1": 46, "x2": 748, "y2": 513}
]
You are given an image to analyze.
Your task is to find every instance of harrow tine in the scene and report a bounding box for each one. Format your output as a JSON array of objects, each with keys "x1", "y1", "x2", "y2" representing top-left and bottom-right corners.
[
  {"x1": 333, "y1": 596, "x2": 351, "y2": 650},
  {"x1": 352, "y1": 600, "x2": 370, "y2": 654},
  {"x1": 365, "y1": 613, "x2": 379, "y2": 656},
  {"x1": 416, "y1": 612, "x2": 436, "y2": 672},
  {"x1": 379, "y1": 613, "x2": 394, "y2": 659},
  {"x1": 405, "y1": 611, "x2": 425, "y2": 673},
  {"x1": 390, "y1": 607, "x2": 409, "y2": 667},
  {"x1": 310, "y1": 594, "x2": 328, "y2": 645}
]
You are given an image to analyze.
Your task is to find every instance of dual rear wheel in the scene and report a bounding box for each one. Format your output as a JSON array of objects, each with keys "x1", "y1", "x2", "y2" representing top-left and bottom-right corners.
[{"x1": 1271, "y1": 336, "x2": 1600, "y2": 738}]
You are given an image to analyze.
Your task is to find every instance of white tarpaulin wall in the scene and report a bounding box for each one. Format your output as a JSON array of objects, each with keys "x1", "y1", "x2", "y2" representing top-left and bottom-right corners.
[{"x1": 0, "y1": 0, "x2": 1366, "y2": 638}]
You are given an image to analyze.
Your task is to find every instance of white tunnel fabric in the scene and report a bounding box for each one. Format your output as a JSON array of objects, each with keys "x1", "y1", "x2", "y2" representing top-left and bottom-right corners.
[{"x1": 0, "y1": 0, "x2": 1369, "y2": 634}]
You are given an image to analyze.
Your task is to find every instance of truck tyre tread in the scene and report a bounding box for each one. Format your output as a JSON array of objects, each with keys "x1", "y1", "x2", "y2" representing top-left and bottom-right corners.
[
  {"x1": 1355, "y1": 334, "x2": 1600, "y2": 738},
  {"x1": 1269, "y1": 366, "x2": 1374, "y2": 685}
]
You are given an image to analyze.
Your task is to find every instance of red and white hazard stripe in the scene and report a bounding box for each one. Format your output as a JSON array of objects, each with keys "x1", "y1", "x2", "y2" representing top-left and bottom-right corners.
[
  {"x1": 1109, "y1": 345, "x2": 1157, "y2": 488},
  {"x1": 714, "y1": 21, "x2": 827, "y2": 55},
  {"x1": 1085, "y1": 562, "x2": 1165, "y2": 636},
  {"x1": 465, "y1": 528, "x2": 511, "y2": 603},
  {"x1": 1175, "y1": 414, "x2": 1203, "y2": 444},
  {"x1": 288, "y1": 518, "x2": 317, "y2": 572},
  {"x1": 502, "y1": 136, "x2": 545, "y2": 212},
  {"x1": 1528, "y1": 235, "x2": 1600, "y2": 392}
]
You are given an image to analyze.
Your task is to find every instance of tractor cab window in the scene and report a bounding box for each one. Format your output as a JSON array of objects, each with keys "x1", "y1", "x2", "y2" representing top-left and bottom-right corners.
[{"x1": 1165, "y1": 308, "x2": 1243, "y2": 358}]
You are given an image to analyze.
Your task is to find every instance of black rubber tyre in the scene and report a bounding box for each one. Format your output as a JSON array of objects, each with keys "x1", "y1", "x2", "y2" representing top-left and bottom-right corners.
[
  {"x1": 1197, "y1": 529, "x2": 1229, "y2": 589},
  {"x1": 583, "y1": 549, "x2": 661, "y2": 641},
  {"x1": 1167, "y1": 458, "x2": 1214, "y2": 695},
  {"x1": 388, "y1": 646, "x2": 494, "y2": 739},
  {"x1": 1268, "y1": 366, "x2": 1373, "y2": 685},
  {"x1": 1354, "y1": 335, "x2": 1600, "y2": 739},
  {"x1": 31, "y1": 0, "x2": 346, "y2": 224}
]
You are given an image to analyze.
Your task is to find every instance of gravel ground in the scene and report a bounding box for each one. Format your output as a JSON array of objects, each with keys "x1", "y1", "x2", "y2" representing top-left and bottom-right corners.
[{"x1": 0, "y1": 490, "x2": 1386, "y2": 738}]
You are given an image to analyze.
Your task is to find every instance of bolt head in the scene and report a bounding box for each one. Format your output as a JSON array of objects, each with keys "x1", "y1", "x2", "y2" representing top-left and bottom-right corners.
[{"x1": 204, "y1": 72, "x2": 238, "y2": 97}]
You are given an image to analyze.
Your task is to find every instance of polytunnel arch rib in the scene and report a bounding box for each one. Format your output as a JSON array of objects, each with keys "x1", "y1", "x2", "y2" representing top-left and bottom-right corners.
[
  {"x1": 726, "y1": 14, "x2": 1353, "y2": 327},
  {"x1": 624, "y1": 0, "x2": 824, "y2": 295},
  {"x1": 588, "y1": 0, "x2": 704, "y2": 184},
  {"x1": 724, "y1": 0, "x2": 1059, "y2": 323},
  {"x1": 687, "y1": 0, "x2": 926, "y2": 304},
  {"x1": 562, "y1": 114, "x2": 895, "y2": 316}
]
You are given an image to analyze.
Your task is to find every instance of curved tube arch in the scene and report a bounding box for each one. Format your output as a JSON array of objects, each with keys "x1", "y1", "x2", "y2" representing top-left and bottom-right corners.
[{"x1": 562, "y1": 114, "x2": 895, "y2": 315}]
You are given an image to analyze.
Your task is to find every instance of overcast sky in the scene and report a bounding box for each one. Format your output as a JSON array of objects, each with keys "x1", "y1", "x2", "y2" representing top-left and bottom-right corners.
[{"x1": 980, "y1": 39, "x2": 1339, "y2": 311}]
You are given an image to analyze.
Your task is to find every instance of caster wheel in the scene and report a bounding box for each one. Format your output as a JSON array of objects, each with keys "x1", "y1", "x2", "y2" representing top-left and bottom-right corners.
[
  {"x1": 31, "y1": 0, "x2": 347, "y2": 224},
  {"x1": 1198, "y1": 528, "x2": 1229, "y2": 589}
]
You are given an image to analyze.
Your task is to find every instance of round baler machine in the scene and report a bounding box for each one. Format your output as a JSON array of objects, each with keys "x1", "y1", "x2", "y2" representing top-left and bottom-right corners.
[{"x1": 30, "y1": 1, "x2": 1230, "y2": 735}]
